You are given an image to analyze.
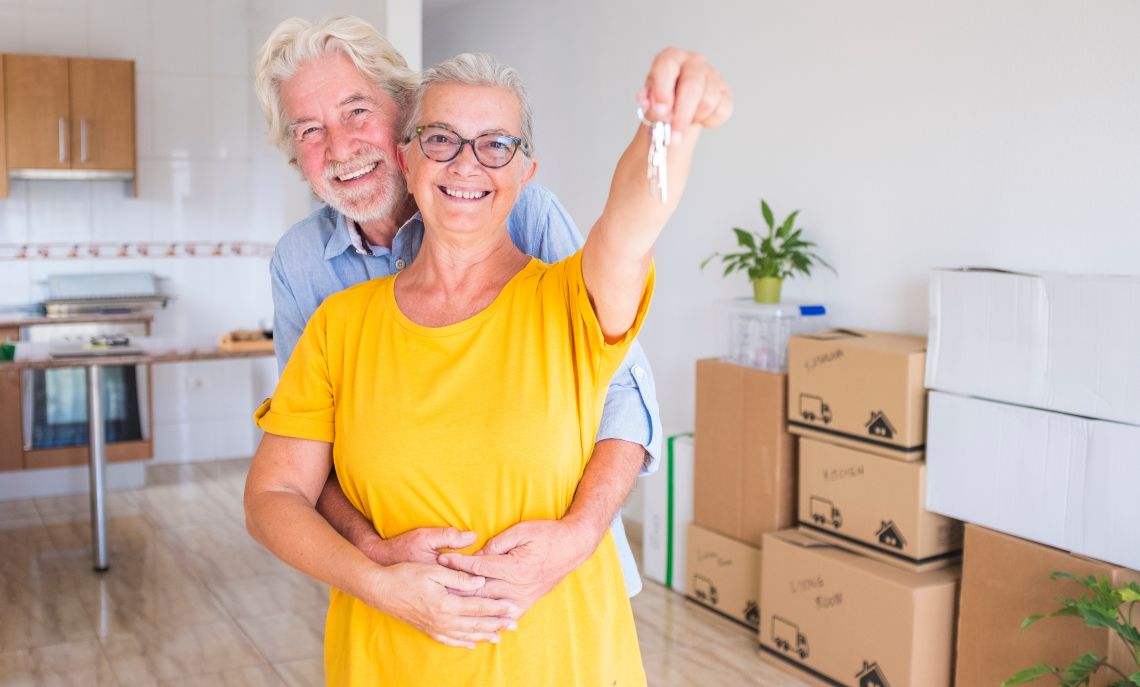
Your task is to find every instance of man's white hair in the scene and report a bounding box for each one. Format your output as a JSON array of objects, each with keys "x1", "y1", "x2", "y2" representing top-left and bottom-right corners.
[
  {"x1": 401, "y1": 52, "x2": 534, "y2": 156},
  {"x1": 253, "y1": 15, "x2": 420, "y2": 163}
]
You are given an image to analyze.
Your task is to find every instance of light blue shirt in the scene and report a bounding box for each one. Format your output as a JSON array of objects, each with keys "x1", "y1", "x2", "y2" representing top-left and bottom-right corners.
[{"x1": 269, "y1": 182, "x2": 661, "y2": 596}]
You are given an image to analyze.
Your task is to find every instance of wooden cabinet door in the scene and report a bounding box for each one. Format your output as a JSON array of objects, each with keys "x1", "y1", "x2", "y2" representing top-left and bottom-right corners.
[
  {"x1": 0, "y1": 55, "x2": 8, "y2": 198},
  {"x1": 69, "y1": 58, "x2": 135, "y2": 171},
  {"x1": 4, "y1": 55, "x2": 71, "y2": 170}
]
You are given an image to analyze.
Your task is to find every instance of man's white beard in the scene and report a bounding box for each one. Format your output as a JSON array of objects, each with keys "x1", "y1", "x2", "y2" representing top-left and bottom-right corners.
[{"x1": 317, "y1": 147, "x2": 407, "y2": 225}]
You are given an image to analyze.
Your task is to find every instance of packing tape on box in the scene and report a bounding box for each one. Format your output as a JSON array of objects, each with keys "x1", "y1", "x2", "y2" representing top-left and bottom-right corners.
[{"x1": 665, "y1": 432, "x2": 693, "y2": 589}]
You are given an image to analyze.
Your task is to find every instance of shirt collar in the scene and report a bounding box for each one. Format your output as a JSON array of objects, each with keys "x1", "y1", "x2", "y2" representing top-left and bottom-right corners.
[
  {"x1": 322, "y1": 207, "x2": 425, "y2": 262},
  {"x1": 323, "y1": 211, "x2": 358, "y2": 260}
]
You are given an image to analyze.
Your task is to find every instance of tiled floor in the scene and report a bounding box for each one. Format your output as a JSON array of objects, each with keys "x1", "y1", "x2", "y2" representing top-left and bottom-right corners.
[{"x1": 0, "y1": 459, "x2": 809, "y2": 686}]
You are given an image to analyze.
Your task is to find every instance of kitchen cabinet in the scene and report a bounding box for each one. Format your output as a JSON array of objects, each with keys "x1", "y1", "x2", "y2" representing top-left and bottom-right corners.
[
  {"x1": 0, "y1": 55, "x2": 7, "y2": 199},
  {"x1": 3, "y1": 54, "x2": 136, "y2": 194},
  {"x1": 0, "y1": 326, "x2": 20, "y2": 472}
]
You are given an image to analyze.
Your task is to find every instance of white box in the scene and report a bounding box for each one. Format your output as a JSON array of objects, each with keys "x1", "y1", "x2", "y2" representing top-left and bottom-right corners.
[
  {"x1": 926, "y1": 268, "x2": 1140, "y2": 426},
  {"x1": 641, "y1": 433, "x2": 694, "y2": 591},
  {"x1": 926, "y1": 391, "x2": 1140, "y2": 571}
]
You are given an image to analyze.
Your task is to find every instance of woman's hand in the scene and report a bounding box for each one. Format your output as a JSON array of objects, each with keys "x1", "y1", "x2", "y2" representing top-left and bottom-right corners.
[
  {"x1": 367, "y1": 562, "x2": 523, "y2": 649},
  {"x1": 638, "y1": 48, "x2": 734, "y2": 139}
]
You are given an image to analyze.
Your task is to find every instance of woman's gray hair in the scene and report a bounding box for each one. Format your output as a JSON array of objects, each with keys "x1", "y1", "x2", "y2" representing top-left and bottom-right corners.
[
  {"x1": 254, "y1": 15, "x2": 420, "y2": 163},
  {"x1": 401, "y1": 53, "x2": 535, "y2": 156}
]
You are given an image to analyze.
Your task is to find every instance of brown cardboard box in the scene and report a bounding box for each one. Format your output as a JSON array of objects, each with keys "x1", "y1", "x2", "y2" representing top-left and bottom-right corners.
[
  {"x1": 956, "y1": 525, "x2": 1140, "y2": 687},
  {"x1": 694, "y1": 358, "x2": 796, "y2": 546},
  {"x1": 797, "y1": 437, "x2": 962, "y2": 572},
  {"x1": 787, "y1": 329, "x2": 926, "y2": 460},
  {"x1": 759, "y1": 529, "x2": 959, "y2": 687},
  {"x1": 685, "y1": 524, "x2": 762, "y2": 629}
]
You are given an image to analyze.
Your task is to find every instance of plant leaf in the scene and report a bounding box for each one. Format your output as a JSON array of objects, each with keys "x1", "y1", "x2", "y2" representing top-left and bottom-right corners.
[
  {"x1": 778, "y1": 210, "x2": 799, "y2": 238},
  {"x1": 1120, "y1": 588, "x2": 1140, "y2": 604},
  {"x1": 761, "y1": 200, "x2": 774, "y2": 230},
  {"x1": 1128, "y1": 672, "x2": 1140, "y2": 686},
  {"x1": 1002, "y1": 664, "x2": 1057, "y2": 686},
  {"x1": 733, "y1": 228, "x2": 757, "y2": 251}
]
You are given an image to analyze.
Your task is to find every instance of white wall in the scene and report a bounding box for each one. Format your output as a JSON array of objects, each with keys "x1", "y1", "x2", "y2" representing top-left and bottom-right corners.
[
  {"x1": 0, "y1": 0, "x2": 417, "y2": 474},
  {"x1": 425, "y1": 0, "x2": 1140, "y2": 439}
]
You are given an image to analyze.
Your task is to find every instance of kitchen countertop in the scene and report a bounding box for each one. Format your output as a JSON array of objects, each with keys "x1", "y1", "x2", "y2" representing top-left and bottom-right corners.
[
  {"x1": 0, "y1": 336, "x2": 273, "y2": 370},
  {"x1": 0, "y1": 312, "x2": 155, "y2": 329}
]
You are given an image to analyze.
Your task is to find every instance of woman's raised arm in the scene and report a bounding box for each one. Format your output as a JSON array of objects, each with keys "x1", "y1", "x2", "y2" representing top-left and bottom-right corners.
[{"x1": 582, "y1": 48, "x2": 733, "y2": 340}]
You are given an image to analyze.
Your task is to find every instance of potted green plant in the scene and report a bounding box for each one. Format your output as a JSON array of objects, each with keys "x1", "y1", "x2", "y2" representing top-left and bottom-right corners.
[
  {"x1": 1004, "y1": 572, "x2": 1140, "y2": 687},
  {"x1": 701, "y1": 199, "x2": 834, "y2": 304}
]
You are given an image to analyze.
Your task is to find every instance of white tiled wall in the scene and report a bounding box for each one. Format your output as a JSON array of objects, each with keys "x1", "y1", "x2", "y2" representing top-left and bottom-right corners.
[{"x1": 0, "y1": 0, "x2": 399, "y2": 464}]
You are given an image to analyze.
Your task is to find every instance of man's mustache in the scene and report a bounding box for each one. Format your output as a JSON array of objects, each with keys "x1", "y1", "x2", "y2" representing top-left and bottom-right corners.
[{"x1": 323, "y1": 146, "x2": 390, "y2": 182}]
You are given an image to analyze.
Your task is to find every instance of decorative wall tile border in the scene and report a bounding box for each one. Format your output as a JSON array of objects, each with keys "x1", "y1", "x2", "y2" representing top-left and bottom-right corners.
[{"x1": 0, "y1": 241, "x2": 275, "y2": 260}]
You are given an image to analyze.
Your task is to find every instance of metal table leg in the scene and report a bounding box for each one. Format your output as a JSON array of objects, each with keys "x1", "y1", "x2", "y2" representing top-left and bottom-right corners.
[{"x1": 87, "y1": 364, "x2": 109, "y2": 572}]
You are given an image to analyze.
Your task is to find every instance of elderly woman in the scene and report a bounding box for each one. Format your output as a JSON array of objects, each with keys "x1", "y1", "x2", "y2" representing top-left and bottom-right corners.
[{"x1": 245, "y1": 52, "x2": 731, "y2": 685}]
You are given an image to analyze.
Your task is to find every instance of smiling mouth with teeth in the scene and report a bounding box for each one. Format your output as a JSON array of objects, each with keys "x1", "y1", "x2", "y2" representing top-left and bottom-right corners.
[
  {"x1": 441, "y1": 186, "x2": 490, "y2": 200},
  {"x1": 337, "y1": 162, "x2": 378, "y2": 182}
]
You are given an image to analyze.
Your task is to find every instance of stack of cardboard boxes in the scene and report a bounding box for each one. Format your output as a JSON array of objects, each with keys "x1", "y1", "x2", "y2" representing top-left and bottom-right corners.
[
  {"x1": 684, "y1": 358, "x2": 797, "y2": 629},
  {"x1": 758, "y1": 330, "x2": 963, "y2": 687},
  {"x1": 925, "y1": 268, "x2": 1140, "y2": 685}
]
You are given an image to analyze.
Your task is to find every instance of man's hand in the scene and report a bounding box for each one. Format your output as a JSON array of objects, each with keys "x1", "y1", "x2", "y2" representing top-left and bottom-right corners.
[
  {"x1": 436, "y1": 518, "x2": 595, "y2": 614},
  {"x1": 366, "y1": 562, "x2": 522, "y2": 649},
  {"x1": 316, "y1": 470, "x2": 479, "y2": 567},
  {"x1": 363, "y1": 527, "x2": 478, "y2": 567}
]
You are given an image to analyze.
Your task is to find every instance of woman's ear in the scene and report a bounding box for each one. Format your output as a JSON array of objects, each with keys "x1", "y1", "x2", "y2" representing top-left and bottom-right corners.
[
  {"x1": 521, "y1": 156, "x2": 538, "y2": 186},
  {"x1": 396, "y1": 145, "x2": 412, "y2": 190}
]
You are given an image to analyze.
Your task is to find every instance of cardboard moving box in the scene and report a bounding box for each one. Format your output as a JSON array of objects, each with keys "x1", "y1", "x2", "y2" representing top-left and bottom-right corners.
[
  {"x1": 926, "y1": 268, "x2": 1140, "y2": 426},
  {"x1": 956, "y1": 524, "x2": 1140, "y2": 687},
  {"x1": 787, "y1": 329, "x2": 927, "y2": 460},
  {"x1": 926, "y1": 391, "x2": 1140, "y2": 571},
  {"x1": 693, "y1": 358, "x2": 796, "y2": 546},
  {"x1": 759, "y1": 529, "x2": 959, "y2": 687},
  {"x1": 797, "y1": 437, "x2": 962, "y2": 572},
  {"x1": 641, "y1": 433, "x2": 694, "y2": 592},
  {"x1": 685, "y1": 524, "x2": 762, "y2": 629}
]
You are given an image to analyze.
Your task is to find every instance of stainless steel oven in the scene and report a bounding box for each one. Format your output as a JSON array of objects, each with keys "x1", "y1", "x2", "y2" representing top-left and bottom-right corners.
[{"x1": 21, "y1": 321, "x2": 150, "y2": 450}]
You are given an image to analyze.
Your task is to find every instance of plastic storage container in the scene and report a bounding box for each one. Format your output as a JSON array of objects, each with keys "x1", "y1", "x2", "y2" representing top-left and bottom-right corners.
[{"x1": 722, "y1": 300, "x2": 828, "y2": 373}]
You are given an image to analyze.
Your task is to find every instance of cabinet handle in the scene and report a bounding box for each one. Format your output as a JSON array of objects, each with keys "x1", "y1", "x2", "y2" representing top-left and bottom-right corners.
[
  {"x1": 58, "y1": 118, "x2": 68, "y2": 164},
  {"x1": 80, "y1": 120, "x2": 89, "y2": 163}
]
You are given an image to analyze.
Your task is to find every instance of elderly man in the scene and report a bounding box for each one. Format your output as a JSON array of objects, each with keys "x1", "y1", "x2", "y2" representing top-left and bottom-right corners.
[{"x1": 253, "y1": 15, "x2": 721, "y2": 637}]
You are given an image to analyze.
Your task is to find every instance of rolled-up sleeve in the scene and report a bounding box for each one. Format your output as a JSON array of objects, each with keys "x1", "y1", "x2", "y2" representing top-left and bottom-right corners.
[
  {"x1": 255, "y1": 304, "x2": 335, "y2": 444},
  {"x1": 595, "y1": 342, "x2": 663, "y2": 475}
]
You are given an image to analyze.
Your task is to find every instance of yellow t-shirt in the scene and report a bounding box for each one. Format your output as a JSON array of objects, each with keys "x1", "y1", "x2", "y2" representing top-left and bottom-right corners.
[{"x1": 255, "y1": 251, "x2": 652, "y2": 686}]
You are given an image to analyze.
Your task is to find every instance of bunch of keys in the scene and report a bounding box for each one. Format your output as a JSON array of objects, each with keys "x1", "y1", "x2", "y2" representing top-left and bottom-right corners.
[{"x1": 636, "y1": 107, "x2": 671, "y2": 204}]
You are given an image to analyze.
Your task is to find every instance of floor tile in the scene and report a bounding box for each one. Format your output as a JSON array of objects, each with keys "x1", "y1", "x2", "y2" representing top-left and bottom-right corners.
[
  {"x1": 155, "y1": 662, "x2": 284, "y2": 686},
  {"x1": 272, "y1": 658, "x2": 324, "y2": 687},
  {"x1": 0, "y1": 639, "x2": 118, "y2": 686},
  {"x1": 100, "y1": 621, "x2": 264, "y2": 685},
  {"x1": 235, "y1": 613, "x2": 324, "y2": 664},
  {"x1": 205, "y1": 572, "x2": 328, "y2": 620}
]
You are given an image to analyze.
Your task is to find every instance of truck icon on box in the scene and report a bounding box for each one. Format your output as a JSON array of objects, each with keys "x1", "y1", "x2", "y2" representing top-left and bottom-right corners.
[
  {"x1": 809, "y1": 496, "x2": 843, "y2": 529},
  {"x1": 691, "y1": 574, "x2": 718, "y2": 606},
  {"x1": 771, "y1": 615, "x2": 810, "y2": 660},
  {"x1": 799, "y1": 394, "x2": 833, "y2": 424}
]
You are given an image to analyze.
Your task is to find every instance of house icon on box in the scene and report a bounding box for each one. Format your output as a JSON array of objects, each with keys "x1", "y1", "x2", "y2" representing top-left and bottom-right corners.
[
  {"x1": 856, "y1": 660, "x2": 892, "y2": 687},
  {"x1": 876, "y1": 520, "x2": 907, "y2": 550},
  {"x1": 865, "y1": 411, "x2": 896, "y2": 439}
]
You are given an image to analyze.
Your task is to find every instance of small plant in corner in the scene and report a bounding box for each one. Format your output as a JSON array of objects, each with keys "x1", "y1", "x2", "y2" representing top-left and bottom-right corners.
[
  {"x1": 1003, "y1": 572, "x2": 1140, "y2": 687},
  {"x1": 700, "y1": 199, "x2": 834, "y2": 304}
]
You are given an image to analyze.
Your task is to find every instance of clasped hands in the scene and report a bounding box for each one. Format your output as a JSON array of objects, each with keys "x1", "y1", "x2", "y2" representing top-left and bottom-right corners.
[{"x1": 363, "y1": 518, "x2": 595, "y2": 649}]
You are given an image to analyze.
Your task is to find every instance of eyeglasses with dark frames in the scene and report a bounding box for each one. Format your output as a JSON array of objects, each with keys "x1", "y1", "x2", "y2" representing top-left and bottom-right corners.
[{"x1": 412, "y1": 124, "x2": 530, "y2": 169}]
